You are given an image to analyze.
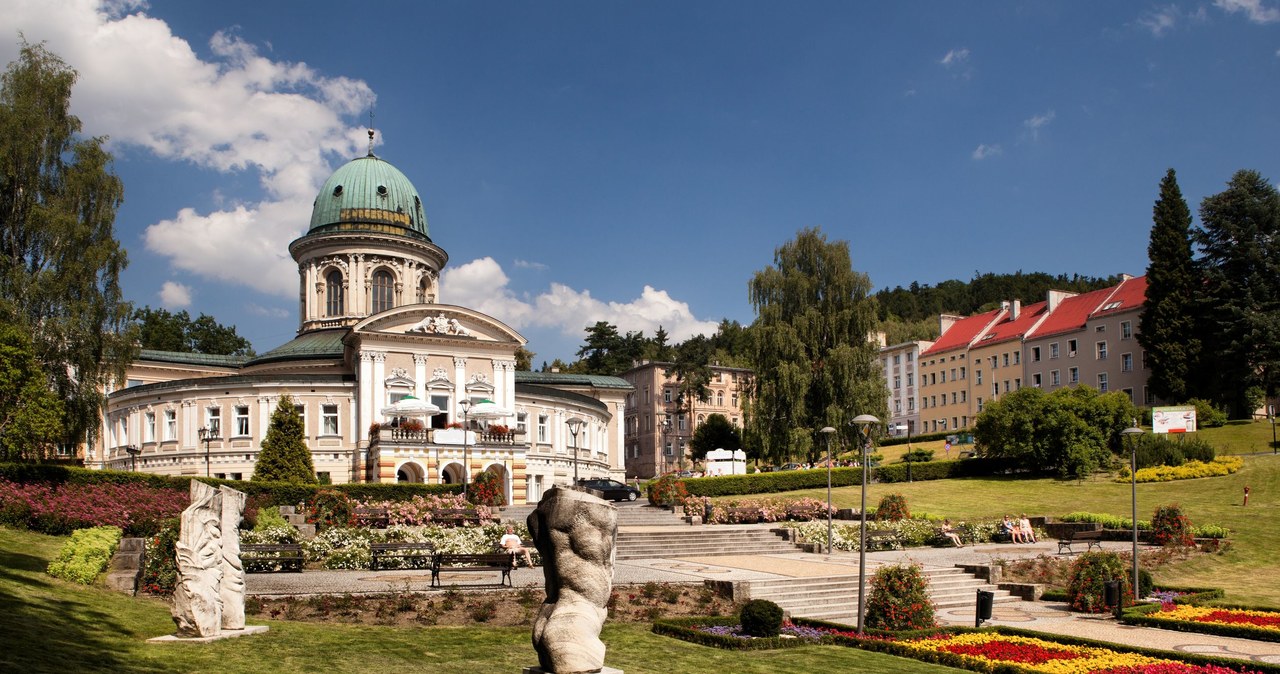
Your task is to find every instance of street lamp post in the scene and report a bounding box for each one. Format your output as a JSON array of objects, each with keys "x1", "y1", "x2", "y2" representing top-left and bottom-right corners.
[
  {"x1": 125, "y1": 445, "x2": 140, "y2": 472},
  {"x1": 459, "y1": 400, "x2": 472, "y2": 499},
  {"x1": 1122, "y1": 425, "x2": 1145, "y2": 605},
  {"x1": 1270, "y1": 407, "x2": 1276, "y2": 454},
  {"x1": 659, "y1": 417, "x2": 671, "y2": 476},
  {"x1": 852, "y1": 413, "x2": 880, "y2": 635},
  {"x1": 197, "y1": 426, "x2": 213, "y2": 478},
  {"x1": 567, "y1": 417, "x2": 585, "y2": 486},
  {"x1": 820, "y1": 427, "x2": 836, "y2": 554}
]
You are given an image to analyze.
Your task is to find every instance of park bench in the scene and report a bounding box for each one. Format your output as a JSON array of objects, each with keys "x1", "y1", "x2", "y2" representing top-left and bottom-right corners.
[
  {"x1": 724, "y1": 507, "x2": 765, "y2": 523},
  {"x1": 784, "y1": 504, "x2": 824, "y2": 521},
  {"x1": 370, "y1": 541, "x2": 435, "y2": 570},
  {"x1": 991, "y1": 530, "x2": 1014, "y2": 543},
  {"x1": 433, "y1": 508, "x2": 482, "y2": 527},
  {"x1": 240, "y1": 543, "x2": 304, "y2": 573},
  {"x1": 430, "y1": 552, "x2": 515, "y2": 587},
  {"x1": 353, "y1": 506, "x2": 389, "y2": 528},
  {"x1": 862, "y1": 529, "x2": 903, "y2": 551},
  {"x1": 1057, "y1": 529, "x2": 1104, "y2": 554}
]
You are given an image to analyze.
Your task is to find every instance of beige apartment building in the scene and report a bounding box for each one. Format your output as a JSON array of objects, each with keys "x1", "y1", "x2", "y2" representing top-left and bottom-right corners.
[
  {"x1": 619, "y1": 361, "x2": 751, "y2": 479},
  {"x1": 918, "y1": 309, "x2": 1003, "y2": 434},
  {"x1": 968, "y1": 300, "x2": 1049, "y2": 417}
]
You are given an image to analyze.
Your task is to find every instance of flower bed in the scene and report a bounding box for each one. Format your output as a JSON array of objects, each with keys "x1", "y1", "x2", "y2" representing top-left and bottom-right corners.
[
  {"x1": 1125, "y1": 603, "x2": 1280, "y2": 643},
  {"x1": 1119, "y1": 457, "x2": 1243, "y2": 483},
  {"x1": 0, "y1": 478, "x2": 187, "y2": 536}
]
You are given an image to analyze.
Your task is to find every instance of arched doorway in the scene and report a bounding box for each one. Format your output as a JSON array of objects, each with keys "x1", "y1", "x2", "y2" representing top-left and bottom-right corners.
[
  {"x1": 479, "y1": 463, "x2": 511, "y2": 506},
  {"x1": 396, "y1": 461, "x2": 425, "y2": 483},
  {"x1": 440, "y1": 461, "x2": 465, "y2": 485}
]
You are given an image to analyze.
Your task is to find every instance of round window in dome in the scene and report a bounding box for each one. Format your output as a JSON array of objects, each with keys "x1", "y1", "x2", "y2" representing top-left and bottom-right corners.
[
  {"x1": 332, "y1": 185, "x2": 343, "y2": 197},
  {"x1": 377, "y1": 185, "x2": 388, "y2": 197}
]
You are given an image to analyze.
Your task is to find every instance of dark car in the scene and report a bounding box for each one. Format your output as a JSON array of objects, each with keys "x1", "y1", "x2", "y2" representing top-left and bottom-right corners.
[{"x1": 577, "y1": 478, "x2": 641, "y2": 501}]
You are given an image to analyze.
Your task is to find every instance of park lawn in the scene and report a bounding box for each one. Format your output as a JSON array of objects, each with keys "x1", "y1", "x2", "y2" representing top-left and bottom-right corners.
[
  {"x1": 775, "y1": 454, "x2": 1280, "y2": 606},
  {"x1": 0, "y1": 527, "x2": 958, "y2": 674},
  {"x1": 1196, "y1": 418, "x2": 1279, "y2": 455}
]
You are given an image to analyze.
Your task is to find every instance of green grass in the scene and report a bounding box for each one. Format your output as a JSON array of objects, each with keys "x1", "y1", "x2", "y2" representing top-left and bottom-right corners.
[
  {"x1": 1197, "y1": 418, "x2": 1280, "y2": 455},
  {"x1": 772, "y1": 453, "x2": 1280, "y2": 605},
  {"x1": 0, "y1": 527, "x2": 958, "y2": 674}
]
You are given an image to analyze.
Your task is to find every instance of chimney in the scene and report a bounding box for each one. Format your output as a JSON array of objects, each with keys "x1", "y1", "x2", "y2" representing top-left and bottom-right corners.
[
  {"x1": 1011, "y1": 299, "x2": 1021, "y2": 320},
  {"x1": 1047, "y1": 289, "x2": 1076, "y2": 312},
  {"x1": 938, "y1": 314, "x2": 962, "y2": 336}
]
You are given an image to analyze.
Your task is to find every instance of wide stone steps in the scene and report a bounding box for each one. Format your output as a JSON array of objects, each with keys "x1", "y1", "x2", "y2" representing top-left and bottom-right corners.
[
  {"x1": 616, "y1": 528, "x2": 798, "y2": 560},
  {"x1": 741, "y1": 568, "x2": 1019, "y2": 623}
]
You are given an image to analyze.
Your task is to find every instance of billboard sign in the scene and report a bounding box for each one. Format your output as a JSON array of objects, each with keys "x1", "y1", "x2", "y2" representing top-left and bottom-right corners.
[{"x1": 1152, "y1": 406, "x2": 1197, "y2": 434}]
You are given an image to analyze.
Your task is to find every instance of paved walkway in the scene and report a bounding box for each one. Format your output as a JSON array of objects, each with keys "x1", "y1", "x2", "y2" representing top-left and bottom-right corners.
[{"x1": 244, "y1": 528, "x2": 1280, "y2": 666}]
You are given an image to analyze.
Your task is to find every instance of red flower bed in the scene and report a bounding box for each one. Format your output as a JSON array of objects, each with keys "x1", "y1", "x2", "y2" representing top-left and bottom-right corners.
[
  {"x1": 1196, "y1": 610, "x2": 1280, "y2": 629},
  {"x1": 939, "y1": 639, "x2": 1084, "y2": 663},
  {"x1": 0, "y1": 478, "x2": 187, "y2": 535}
]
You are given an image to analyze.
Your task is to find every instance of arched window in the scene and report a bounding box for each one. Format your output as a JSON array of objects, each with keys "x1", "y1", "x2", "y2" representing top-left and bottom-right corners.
[
  {"x1": 371, "y1": 269, "x2": 394, "y2": 313},
  {"x1": 325, "y1": 270, "x2": 344, "y2": 317},
  {"x1": 417, "y1": 276, "x2": 431, "y2": 304},
  {"x1": 716, "y1": 391, "x2": 724, "y2": 407}
]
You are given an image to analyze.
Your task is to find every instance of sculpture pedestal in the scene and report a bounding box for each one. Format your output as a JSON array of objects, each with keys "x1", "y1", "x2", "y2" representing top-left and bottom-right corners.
[
  {"x1": 148, "y1": 625, "x2": 269, "y2": 643},
  {"x1": 522, "y1": 667, "x2": 622, "y2": 674}
]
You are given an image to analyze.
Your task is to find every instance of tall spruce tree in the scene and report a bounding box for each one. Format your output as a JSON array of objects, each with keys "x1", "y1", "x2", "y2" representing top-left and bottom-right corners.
[
  {"x1": 1193, "y1": 169, "x2": 1280, "y2": 416},
  {"x1": 253, "y1": 395, "x2": 317, "y2": 483},
  {"x1": 1139, "y1": 169, "x2": 1199, "y2": 403},
  {"x1": 0, "y1": 42, "x2": 134, "y2": 449},
  {"x1": 746, "y1": 227, "x2": 887, "y2": 465}
]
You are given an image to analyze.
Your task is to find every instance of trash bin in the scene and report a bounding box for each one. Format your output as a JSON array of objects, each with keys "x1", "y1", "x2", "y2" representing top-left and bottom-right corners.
[
  {"x1": 1104, "y1": 580, "x2": 1120, "y2": 608},
  {"x1": 976, "y1": 589, "x2": 994, "y2": 625}
]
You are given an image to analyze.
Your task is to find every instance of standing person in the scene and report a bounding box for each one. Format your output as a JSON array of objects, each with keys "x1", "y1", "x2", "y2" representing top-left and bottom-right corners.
[
  {"x1": 1243, "y1": 486, "x2": 1251, "y2": 507},
  {"x1": 1018, "y1": 514, "x2": 1037, "y2": 544},
  {"x1": 500, "y1": 525, "x2": 534, "y2": 567}
]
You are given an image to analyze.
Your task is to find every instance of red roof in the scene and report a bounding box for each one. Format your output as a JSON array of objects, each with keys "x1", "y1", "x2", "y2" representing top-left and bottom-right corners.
[
  {"x1": 922, "y1": 309, "x2": 1003, "y2": 356},
  {"x1": 1027, "y1": 287, "x2": 1113, "y2": 340},
  {"x1": 1090, "y1": 275, "x2": 1147, "y2": 319},
  {"x1": 976, "y1": 301, "x2": 1049, "y2": 346}
]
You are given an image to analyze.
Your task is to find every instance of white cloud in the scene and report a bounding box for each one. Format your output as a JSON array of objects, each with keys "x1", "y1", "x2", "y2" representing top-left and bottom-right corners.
[
  {"x1": 245, "y1": 303, "x2": 290, "y2": 319},
  {"x1": 158, "y1": 280, "x2": 192, "y2": 307},
  {"x1": 513, "y1": 259, "x2": 549, "y2": 271},
  {"x1": 1138, "y1": 5, "x2": 1181, "y2": 35},
  {"x1": 1023, "y1": 110, "x2": 1056, "y2": 140},
  {"x1": 441, "y1": 257, "x2": 718, "y2": 343},
  {"x1": 2, "y1": 0, "x2": 375, "y2": 298},
  {"x1": 939, "y1": 48, "x2": 970, "y2": 66},
  {"x1": 971, "y1": 144, "x2": 1002, "y2": 160},
  {"x1": 1215, "y1": 0, "x2": 1280, "y2": 23}
]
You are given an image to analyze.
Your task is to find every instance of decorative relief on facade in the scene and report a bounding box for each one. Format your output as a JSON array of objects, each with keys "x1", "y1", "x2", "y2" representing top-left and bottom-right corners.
[
  {"x1": 453, "y1": 357, "x2": 468, "y2": 369},
  {"x1": 389, "y1": 367, "x2": 410, "y2": 379},
  {"x1": 413, "y1": 354, "x2": 430, "y2": 365},
  {"x1": 406, "y1": 312, "x2": 471, "y2": 336},
  {"x1": 371, "y1": 352, "x2": 387, "y2": 363},
  {"x1": 469, "y1": 373, "x2": 490, "y2": 385}
]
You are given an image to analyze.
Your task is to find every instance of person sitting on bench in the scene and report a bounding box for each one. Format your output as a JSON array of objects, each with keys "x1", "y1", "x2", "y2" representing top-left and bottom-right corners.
[
  {"x1": 499, "y1": 525, "x2": 534, "y2": 567},
  {"x1": 1018, "y1": 514, "x2": 1037, "y2": 544},
  {"x1": 1002, "y1": 514, "x2": 1022, "y2": 543},
  {"x1": 941, "y1": 519, "x2": 963, "y2": 547}
]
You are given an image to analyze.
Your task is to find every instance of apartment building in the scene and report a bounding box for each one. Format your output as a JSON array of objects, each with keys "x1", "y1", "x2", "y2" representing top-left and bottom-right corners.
[
  {"x1": 918, "y1": 309, "x2": 1004, "y2": 434},
  {"x1": 968, "y1": 300, "x2": 1049, "y2": 417},
  {"x1": 880, "y1": 340, "x2": 934, "y2": 436},
  {"x1": 619, "y1": 361, "x2": 752, "y2": 479}
]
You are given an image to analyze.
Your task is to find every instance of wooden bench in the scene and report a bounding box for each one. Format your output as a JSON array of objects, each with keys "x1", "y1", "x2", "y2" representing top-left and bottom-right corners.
[
  {"x1": 240, "y1": 543, "x2": 304, "y2": 573},
  {"x1": 370, "y1": 542, "x2": 435, "y2": 570},
  {"x1": 785, "y1": 504, "x2": 824, "y2": 521},
  {"x1": 1057, "y1": 529, "x2": 1104, "y2": 554},
  {"x1": 433, "y1": 508, "x2": 482, "y2": 527},
  {"x1": 725, "y1": 507, "x2": 765, "y2": 523},
  {"x1": 353, "y1": 506, "x2": 389, "y2": 528},
  {"x1": 430, "y1": 553, "x2": 515, "y2": 587},
  {"x1": 863, "y1": 529, "x2": 903, "y2": 551}
]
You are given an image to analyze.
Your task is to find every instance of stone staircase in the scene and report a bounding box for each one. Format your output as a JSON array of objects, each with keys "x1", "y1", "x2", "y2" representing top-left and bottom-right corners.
[
  {"x1": 738, "y1": 567, "x2": 1020, "y2": 624},
  {"x1": 616, "y1": 526, "x2": 799, "y2": 560}
]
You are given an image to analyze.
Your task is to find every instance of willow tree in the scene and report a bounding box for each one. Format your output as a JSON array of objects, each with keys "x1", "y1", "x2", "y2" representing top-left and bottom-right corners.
[
  {"x1": 0, "y1": 41, "x2": 133, "y2": 451},
  {"x1": 746, "y1": 227, "x2": 887, "y2": 465}
]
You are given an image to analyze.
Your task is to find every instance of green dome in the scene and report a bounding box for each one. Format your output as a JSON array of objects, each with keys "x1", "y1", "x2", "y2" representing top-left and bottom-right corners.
[{"x1": 308, "y1": 154, "x2": 430, "y2": 238}]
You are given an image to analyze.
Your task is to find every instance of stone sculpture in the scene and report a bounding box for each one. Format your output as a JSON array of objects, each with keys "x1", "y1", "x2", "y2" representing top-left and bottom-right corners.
[
  {"x1": 527, "y1": 486, "x2": 617, "y2": 673},
  {"x1": 171, "y1": 481, "x2": 224, "y2": 637},
  {"x1": 218, "y1": 485, "x2": 247, "y2": 630}
]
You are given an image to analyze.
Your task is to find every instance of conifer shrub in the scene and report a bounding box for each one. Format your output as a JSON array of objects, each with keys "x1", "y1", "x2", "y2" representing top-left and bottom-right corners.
[
  {"x1": 864, "y1": 563, "x2": 936, "y2": 630},
  {"x1": 1067, "y1": 550, "x2": 1130, "y2": 612},
  {"x1": 1151, "y1": 503, "x2": 1194, "y2": 547},
  {"x1": 875, "y1": 493, "x2": 909, "y2": 522},
  {"x1": 253, "y1": 394, "x2": 317, "y2": 484},
  {"x1": 739, "y1": 599, "x2": 784, "y2": 637}
]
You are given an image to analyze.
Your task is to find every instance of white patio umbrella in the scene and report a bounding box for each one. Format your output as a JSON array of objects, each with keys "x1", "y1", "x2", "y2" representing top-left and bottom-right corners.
[
  {"x1": 380, "y1": 395, "x2": 442, "y2": 420},
  {"x1": 464, "y1": 399, "x2": 514, "y2": 422}
]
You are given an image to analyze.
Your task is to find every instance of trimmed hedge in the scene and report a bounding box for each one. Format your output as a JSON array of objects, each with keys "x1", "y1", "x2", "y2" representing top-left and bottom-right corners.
[
  {"x1": 679, "y1": 458, "x2": 1008, "y2": 497},
  {"x1": 47, "y1": 525, "x2": 122, "y2": 585},
  {"x1": 650, "y1": 616, "x2": 830, "y2": 651},
  {"x1": 0, "y1": 463, "x2": 461, "y2": 506}
]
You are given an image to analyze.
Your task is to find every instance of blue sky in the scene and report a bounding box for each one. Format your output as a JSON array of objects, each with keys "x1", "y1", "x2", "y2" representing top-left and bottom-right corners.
[{"x1": 5, "y1": 1, "x2": 1280, "y2": 365}]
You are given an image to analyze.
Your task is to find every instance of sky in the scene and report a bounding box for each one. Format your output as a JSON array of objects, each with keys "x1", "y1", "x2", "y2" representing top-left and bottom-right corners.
[{"x1": 4, "y1": 0, "x2": 1280, "y2": 365}]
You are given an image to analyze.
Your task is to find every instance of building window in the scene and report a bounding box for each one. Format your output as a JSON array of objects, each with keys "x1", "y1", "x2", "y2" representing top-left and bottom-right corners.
[
  {"x1": 1098, "y1": 372, "x2": 1109, "y2": 392},
  {"x1": 1095, "y1": 324, "x2": 1106, "y2": 333},
  {"x1": 664, "y1": 442, "x2": 673, "y2": 456},
  {"x1": 1096, "y1": 341, "x2": 1108, "y2": 360},
  {"x1": 940, "y1": 371, "x2": 946, "y2": 383},
  {"x1": 731, "y1": 393, "x2": 739, "y2": 407},
  {"x1": 893, "y1": 354, "x2": 901, "y2": 365},
  {"x1": 1121, "y1": 321, "x2": 1132, "y2": 339},
  {"x1": 1069, "y1": 367, "x2": 1079, "y2": 384},
  {"x1": 294, "y1": 404, "x2": 306, "y2": 435},
  {"x1": 716, "y1": 391, "x2": 724, "y2": 406},
  {"x1": 164, "y1": 409, "x2": 176, "y2": 442},
  {"x1": 1002, "y1": 353, "x2": 1010, "y2": 367},
  {"x1": 206, "y1": 407, "x2": 221, "y2": 437},
  {"x1": 322, "y1": 404, "x2": 339, "y2": 435},
  {"x1": 951, "y1": 368, "x2": 957, "y2": 381},
  {"x1": 537, "y1": 415, "x2": 548, "y2": 443},
  {"x1": 371, "y1": 269, "x2": 395, "y2": 313},
  {"x1": 234, "y1": 406, "x2": 250, "y2": 437},
  {"x1": 959, "y1": 367, "x2": 966, "y2": 380},
  {"x1": 894, "y1": 400, "x2": 902, "y2": 413},
  {"x1": 1068, "y1": 339, "x2": 1078, "y2": 356},
  {"x1": 992, "y1": 383, "x2": 999, "y2": 397},
  {"x1": 417, "y1": 277, "x2": 431, "y2": 304},
  {"x1": 678, "y1": 415, "x2": 687, "y2": 431},
  {"x1": 1031, "y1": 346, "x2": 1041, "y2": 362},
  {"x1": 644, "y1": 387, "x2": 650, "y2": 403},
  {"x1": 1003, "y1": 380, "x2": 1011, "y2": 393},
  {"x1": 960, "y1": 390, "x2": 967, "y2": 403},
  {"x1": 663, "y1": 389, "x2": 672, "y2": 404},
  {"x1": 1051, "y1": 370, "x2": 1061, "y2": 386},
  {"x1": 325, "y1": 270, "x2": 344, "y2": 316},
  {"x1": 1050, "y1": 342, "x2": 1060, "y2": 359},
  {"x1": 517, "y1": 412, "x2": 528, "y2": 435},
  {"x1": 144, "y1": 412, "x2": 155, "y2": 443},
  {"x1": 1014, "y1": 377, "x2": 1021, "y2": 390},
  {"x1": 908, "y1": 399, "x2": 915, "y2": 411},
  {"x1": 976, "y1": 370, "x2": 983, "y2": 385},
  {"x1": 893, "y1": 376, "x2": 901, "y2": 390},
  {"x1": 1122, "y1": 353, "x2": 1133, "y2": 372},
  {"x1": 951, "y1": 392, "x2": 957, "y2": 404},
  {"x1": 930, "y1": 372, "x2": 936, "y2": 385},
  {"x1": 977, "y1": 397, "x2": 984, "y2": 412},
  {"x1": 941, "y1": 394, "x2": 947, "y2": 406},
  {"x1": 1123, "y1": 387, "x2": 1134, "y2": 403},
  {"x1": 1014, "y1": 351, "x2": 1021, "y2": 365},
  {"x1": 1144, "y1": 386, "x2": 1152, "y2": 405},
  {"x1": 1033, "y1": 373, "x2": 1042, "y2": 387}
]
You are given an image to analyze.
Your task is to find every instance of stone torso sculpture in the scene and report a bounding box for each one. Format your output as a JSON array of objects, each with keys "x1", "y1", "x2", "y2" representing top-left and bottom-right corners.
[{"x1": 527, "y1": 487, "x2": 617, "y2": 673}]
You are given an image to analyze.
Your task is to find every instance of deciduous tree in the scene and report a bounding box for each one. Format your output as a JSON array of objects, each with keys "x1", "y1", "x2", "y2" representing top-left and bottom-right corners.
[
  {"x1": 688, "y1": 413, "x2": 742, "y2": 462},
  {"x1": 0, "y1": 324, "x2": 65, "y2": 460},
  {"x1": 746, "y1": 227, "x2": 886, "y2": 465}
]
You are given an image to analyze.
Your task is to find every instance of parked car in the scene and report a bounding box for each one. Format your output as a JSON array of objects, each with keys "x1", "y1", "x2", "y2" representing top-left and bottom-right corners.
[
  {"x1": 779, "y1": 462, "x2": 803, "y2": 471},
  {"x1": 577, "y1": 478, "x2": 641, "y2": 502}
]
